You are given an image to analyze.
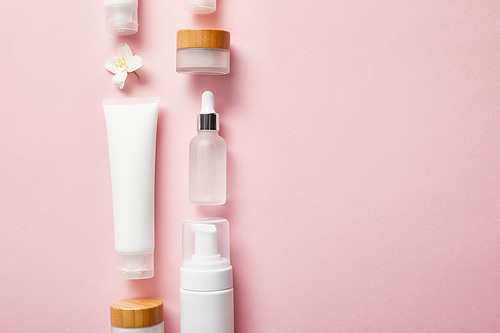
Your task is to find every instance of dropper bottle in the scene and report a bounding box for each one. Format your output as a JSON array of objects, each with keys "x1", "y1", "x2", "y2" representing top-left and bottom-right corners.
[{"x1": 189, "y1": 91, "x2": 227, "y2": 205}]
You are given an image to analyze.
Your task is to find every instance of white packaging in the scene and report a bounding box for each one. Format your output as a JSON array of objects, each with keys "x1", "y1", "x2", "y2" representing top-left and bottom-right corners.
[
  {"x1": 104, "y1": 0, "x2": 138, "y2": 35},
  {"x1": 103, "y1": 97, "x2": 159, "y2": 279},
  {"x1": 180, "y1": 218, "x2": 234, "y2": 333}
]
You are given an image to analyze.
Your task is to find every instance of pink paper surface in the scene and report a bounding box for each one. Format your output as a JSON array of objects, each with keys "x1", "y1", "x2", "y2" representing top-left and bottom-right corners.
[{"x1": 1, "y1": 0, "x2": 500, "y2": 331}]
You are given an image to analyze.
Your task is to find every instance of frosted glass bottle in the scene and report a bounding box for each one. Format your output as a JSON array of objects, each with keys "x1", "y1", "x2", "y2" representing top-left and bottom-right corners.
[{"x1": 189, "y1": 91, "x2": 226, "y2": 205}]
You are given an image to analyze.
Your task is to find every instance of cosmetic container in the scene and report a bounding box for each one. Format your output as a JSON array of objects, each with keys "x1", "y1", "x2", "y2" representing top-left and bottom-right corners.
[
  {"x1": 177, "y1": 29, "x2": 230, "y2": 75},
  {"x1": 104, "y1": 0, "x2": 138, "y2": 35},
  {"x1": 103, "y1": 97, "x2": 159, "y2": 279},
  {"x1": 180, "y1": 218, "x2": 234, "y2": 333},
  {"x1": 185, "y1": 0, "x2": 216, "y2": 14},
  {"x1": 111, "y1": 298, "x2": 164, "y2": 333},
  {"x1": 189, "y1": 91, "x2": 226, "y2": 205}
]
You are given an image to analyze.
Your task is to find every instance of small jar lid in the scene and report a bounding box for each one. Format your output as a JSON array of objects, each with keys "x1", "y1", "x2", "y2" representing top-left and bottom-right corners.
[
  {"x1": 110, "y1": 298, "x2": 163, "y2": 328},
  {"x1": 177, "y1": 29, "x2": 230, "y2": 50}
]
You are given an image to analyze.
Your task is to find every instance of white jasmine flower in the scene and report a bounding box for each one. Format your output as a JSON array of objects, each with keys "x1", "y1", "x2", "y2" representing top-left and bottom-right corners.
[{"x1": 105, "y1": 43, "x2": 143, "y2": 89}]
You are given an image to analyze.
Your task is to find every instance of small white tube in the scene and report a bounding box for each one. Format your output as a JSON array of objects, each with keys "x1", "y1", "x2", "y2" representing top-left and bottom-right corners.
[{"x1": 103, "y1": 97, "x2": 160, "y2": 279}]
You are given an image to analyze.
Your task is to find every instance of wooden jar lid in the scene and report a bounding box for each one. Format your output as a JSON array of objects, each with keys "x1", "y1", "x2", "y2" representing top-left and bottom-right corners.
[
  {"x1": 110, "y1": 298, "x2": 163, "y2": 328},
  {"x1": 177, "y1": 29, "x2": 230, "y2": 50}
]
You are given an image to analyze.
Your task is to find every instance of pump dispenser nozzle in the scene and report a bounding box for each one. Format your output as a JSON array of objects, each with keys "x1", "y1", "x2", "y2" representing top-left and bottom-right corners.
[
  {"x1": 184, "y1": 223, "x2": 228, "y2": 269},
  {"x1": 192, "y1": 224, "x2": 219, "y2": 257}
]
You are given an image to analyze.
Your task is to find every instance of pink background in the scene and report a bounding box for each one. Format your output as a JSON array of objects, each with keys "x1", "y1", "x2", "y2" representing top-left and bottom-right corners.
[{"x1": 1, "y1": 0, "x2": 499, "y2": 331}]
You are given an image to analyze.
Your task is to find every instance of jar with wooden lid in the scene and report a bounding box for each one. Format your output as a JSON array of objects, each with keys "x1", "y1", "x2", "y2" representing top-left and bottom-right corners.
[
  {"x1": 176, "y1": 29, "x2": 230, "y2": 75},
  {"x1": 110, "y1": 298, "x2": 164, "y2": 333}
]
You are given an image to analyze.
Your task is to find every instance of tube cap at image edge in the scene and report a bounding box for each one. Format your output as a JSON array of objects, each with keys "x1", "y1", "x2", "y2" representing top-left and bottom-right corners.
[
  {"x1": 116, "y1": 252, "x2": 154, "y2": 279},
  {"x1": 104, "y1": 0, "x2": 138, "y2": 35}
]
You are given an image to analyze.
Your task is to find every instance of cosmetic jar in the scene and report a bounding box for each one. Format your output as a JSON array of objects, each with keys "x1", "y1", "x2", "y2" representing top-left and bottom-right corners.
[
  {"x1": 104, "y1": 0, "x2": 138, "y2": 35},
  {"x1": 111, "y1": 298, "x2": 164, "y2": 333},
  {"x1": 176, "y1": 29, "x2": 230, "y2": 75}
]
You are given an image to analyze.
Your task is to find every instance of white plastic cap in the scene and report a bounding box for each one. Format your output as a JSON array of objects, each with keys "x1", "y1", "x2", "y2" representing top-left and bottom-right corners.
[
  {"x1": 104, "y1": 0, "x2": 138, "y2": 35},
  {"x1": 200, "y1": 91, "x2": 215, "y2": 114},
  {"x1": 181, "y1": 218, "x2": 232, "y2": 291},
  {"x1": 116, "y1": 252, "x2": 154, "y2": 279},
  {"x1": 185, "y1": 0, "x2": 216, "y2": 14}
]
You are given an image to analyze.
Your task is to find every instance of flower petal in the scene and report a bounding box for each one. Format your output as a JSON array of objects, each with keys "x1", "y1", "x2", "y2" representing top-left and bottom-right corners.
[
  {"x1": 112, "y1": 71, "x2": 128, "y2": 89},
  {"x1": 118, "y1": 43, "x2": 133, "y2": 61},
  {"x1": 127, "y1": 55, "x2": 143, "y2": 72},
  {"x1": 105, "y1": 56, "x2": 125, "y2": 74}
]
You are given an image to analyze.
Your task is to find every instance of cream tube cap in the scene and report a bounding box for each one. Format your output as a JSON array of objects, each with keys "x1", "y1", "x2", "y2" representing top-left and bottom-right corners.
[
  {"x1": 104, "y1": 0, "x2": 138, "y2": 35},
  {"x1": 116, "y1": 252, "x2": 154, "y2": 279}
]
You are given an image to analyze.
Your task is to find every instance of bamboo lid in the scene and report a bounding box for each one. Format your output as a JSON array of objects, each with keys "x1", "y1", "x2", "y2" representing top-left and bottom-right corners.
[
  {"x1": 177, "y1": 29, "x2": 230, "y2": 50},
  {"x1": 110, "y1": 298, "x2": 163, "y2": 328}
]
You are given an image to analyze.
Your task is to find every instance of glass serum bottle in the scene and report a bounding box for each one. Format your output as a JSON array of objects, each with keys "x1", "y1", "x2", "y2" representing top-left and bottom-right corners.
[{"x1": 189, "y1": 91, "x2": 226, "y2": 205}]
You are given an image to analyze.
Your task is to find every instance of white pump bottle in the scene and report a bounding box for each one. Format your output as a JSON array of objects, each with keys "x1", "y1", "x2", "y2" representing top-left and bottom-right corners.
[
  {"x1": 189, "y1": 91, "x2": 226, "y2": 205},
  {"x1": 180, "y1": 218, "x2": 234, "y2": 333}
]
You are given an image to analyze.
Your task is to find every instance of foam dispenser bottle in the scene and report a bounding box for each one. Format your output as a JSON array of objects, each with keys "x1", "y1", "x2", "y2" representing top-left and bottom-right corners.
[{"x1": 180, "y1": 218, "x2": 234, "y2": 333}]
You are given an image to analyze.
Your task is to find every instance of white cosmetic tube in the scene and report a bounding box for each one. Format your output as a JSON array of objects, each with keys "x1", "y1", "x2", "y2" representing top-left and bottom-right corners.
[{"x1": 103, "y1": 97, "x2": 160, "y2": 279}]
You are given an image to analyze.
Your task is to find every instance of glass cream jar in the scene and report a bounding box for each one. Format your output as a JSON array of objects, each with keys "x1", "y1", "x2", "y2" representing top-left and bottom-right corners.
[
  {"x1": 176, "y1": 29, "x2": 230, "y2": 75},
  {"x1": 110, "y1": 298, "x2": 164, "y2": 333},
  {"x1": 185, "y1": 0, "x2": 216, "y2": 14}
]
